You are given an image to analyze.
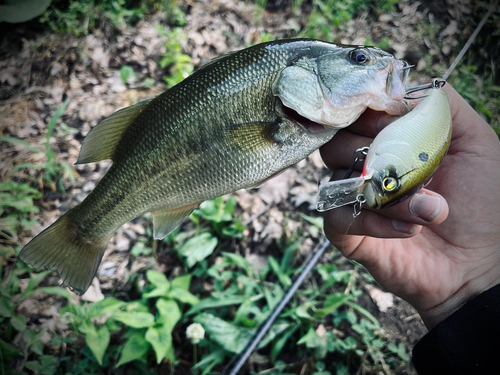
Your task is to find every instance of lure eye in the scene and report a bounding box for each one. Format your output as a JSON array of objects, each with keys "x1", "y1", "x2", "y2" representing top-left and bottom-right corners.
[
  {"x1": 350, "y1": 49, "x2": 372, "y2": 64},
  {"x1": 382, "y1": 177, "x2": 399, "y2": 192}
]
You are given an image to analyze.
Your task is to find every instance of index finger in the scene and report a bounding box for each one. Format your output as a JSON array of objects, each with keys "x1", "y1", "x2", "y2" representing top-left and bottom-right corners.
[{"x1": 347, "y1": 108, "x2": 401, "y2": 138}]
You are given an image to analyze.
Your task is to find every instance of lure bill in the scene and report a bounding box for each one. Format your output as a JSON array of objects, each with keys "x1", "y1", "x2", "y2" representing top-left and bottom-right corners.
[{"x1": 317, "y1": 82, "x2": 452, "y2": 216}]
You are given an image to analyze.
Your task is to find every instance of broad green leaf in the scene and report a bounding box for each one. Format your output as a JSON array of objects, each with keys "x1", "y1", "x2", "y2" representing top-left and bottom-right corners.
[
  {"x1": 345, "y1": 301, "x2": 380, "y2": 327},
  {"x1": 84, "y1": 325, "x2": 110, "y2": 365},
  {"x1": 300, "y1": 213, "x2": 323, "y2": 228},
  {"x1": 21, "y1": 270, "x2": 51, "y2": 296},
  {"x1": 179, "y1": 232, "x2": 218, "y2": 268},
  {"x1": 25, "y1": 361, "x2": 42, "y2": 372},
  {"x1": 194, "y1": 313, "x2": 283, "y2": 354},
  {"x1": 297, "y1": 326, "x2": 327, "y2": 357},
  {"x1": 170, "y1": 274, "x2": 191, "y2": 290},
  {"x1": 114, "y1": 311, "x2": 155, "y2": 328},
  {"x1": 387, "y1": 342, "x2": 398, "y2": 353},
  {"x1": 144, "y1": 270, "x2": 169, "y2": 299},
  {"x1": 258, "y1": 321, "x2": 290, "y2": 348},
  {"x1": 194, "y1": 313, "x2": 251, "y2": 353},
  {"x1": 316, "y1": 293, "x2": 350, "y2": 318},
  {"x1": 27, "y1": 286, "x2": 75, "y2": 301},
  {"x1": 271, "y1": 326, "x2": 298, "y2": 363},
  {"x1": 280, "y1": 242, "x2": 299, "y2": 273},
  {"x1": 40, "y1": 355, "x2": 58, "y2": 375},
  {"x1": 397, "y1": 342, "x2": 410, "y2": 361},
  {"x1": 91, "y1": 297, "x2": 125, "y2": 316},
  {"x1": 146, "y1": 270, "x2": 168, "y2": 287},
  {"x1": 223, "y1": 196, "x2": 237, "y2": 216},
  {"x1": 167, "y1": 288, "x2": 199, "y2": 305},
  {"x1": 268, "y1": 256, "x2": 291, "y2": 287},
  {"x1": 0, "y1": 297, "x2": 14, "y2": 318},
  {"x1": 222, "y1": 252, "x2": 249, "y2": 272},
  {"x1": 0, "y1": 339, "x2": 20, "y2": 360},
  {"x1": 186, "y1": 296, "x2": 247, "y2": 316},
  {"x1": 191, "y1": 348, "x2": 225, "y2": 373},
  {"x1": 295, "y1": 303, "x2": 315, "y2": 320},
  {"x1": 145, "y1": 325, "x2": 174, "y2": 364},
  {"x1": 116, "y1": 333, "x2": 150, "y2": 367},
  {"x1": 0, "y1": 195, "x2": 38, "y2": 213},
  {"x1": 156, "y1": 299, "x2": 181, "y2": 332},
  {"x1": 0, "y1": 0, "x2": 52, "y2": 23},
  {"x1": 120, "y1": 65, "x2": 135, "y2": 84},
  {"x1": 125, "y1": 301, "x2": 149, "y2": 313},
  {"x1": 10, "y1": 315, "x2": 27, "y2": 332}
]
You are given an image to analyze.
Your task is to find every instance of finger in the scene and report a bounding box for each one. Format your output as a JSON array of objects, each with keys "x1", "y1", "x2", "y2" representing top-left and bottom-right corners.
[
  {"x1": 320, "y1": 130, "x2": 372, "y2": 170},
  {"x1": 323, "y1": 204, "x2": 422, "y2": 241},
  {"x1": 369, "y1": 189, "x2": 449, "y2": 226},
  {"x1": 347, "y1": 109, "x2": 401, "y2": 137}
]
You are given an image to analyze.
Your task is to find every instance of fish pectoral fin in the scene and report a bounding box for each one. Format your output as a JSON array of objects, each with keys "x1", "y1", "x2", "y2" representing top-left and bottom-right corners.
[
  {"x1": 225, "y1": 120, "x2": 283, "y2": 151},
  {"x1": 76, "y1": 99, "x2": 152, "y2": 164},
  {"x1": 152, "y1": 202, "x2": 201, "y2": 240}
]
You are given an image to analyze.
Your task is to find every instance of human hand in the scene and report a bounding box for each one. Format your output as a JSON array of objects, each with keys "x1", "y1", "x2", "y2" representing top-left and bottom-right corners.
[{"x1": 320, "y1": 84, "x2": 500, "y2": 329}]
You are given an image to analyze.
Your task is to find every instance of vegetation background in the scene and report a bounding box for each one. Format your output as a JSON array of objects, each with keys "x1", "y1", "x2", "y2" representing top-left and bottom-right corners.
[{"x1": 0, "y1": 0, "x2": 498, "y2": 374}]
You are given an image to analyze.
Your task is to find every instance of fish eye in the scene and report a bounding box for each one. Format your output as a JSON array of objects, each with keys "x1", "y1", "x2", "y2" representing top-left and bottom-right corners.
[
  {"x1": 382, "y1": 177, "x2": 400, "y2": 192},
  {"x1": 350, "y1": 49, "x2": 372, "y2": 64}
]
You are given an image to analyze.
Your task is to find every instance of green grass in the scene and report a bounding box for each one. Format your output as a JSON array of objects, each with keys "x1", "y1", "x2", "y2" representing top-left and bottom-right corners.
[{"x1": 37, "y1": 0, "x2": 185, "y2": 36}]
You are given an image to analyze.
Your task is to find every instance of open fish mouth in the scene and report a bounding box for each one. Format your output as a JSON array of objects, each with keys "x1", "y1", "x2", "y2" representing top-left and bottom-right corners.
[
  {"x1": 280, "y1": 100, "x2": 336, "y2": 136},
  {"x1": 386, "y1": 60, "x2": 412, "y2": 100}
]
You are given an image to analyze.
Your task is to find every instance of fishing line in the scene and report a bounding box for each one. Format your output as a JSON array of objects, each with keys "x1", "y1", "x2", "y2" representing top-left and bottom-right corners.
[
  {"x1": 222, "y1": 3, "x2": 498, "y2": 374},
  {"x1": 442, "y1": 0, "x2": 499, "y2": 81}
]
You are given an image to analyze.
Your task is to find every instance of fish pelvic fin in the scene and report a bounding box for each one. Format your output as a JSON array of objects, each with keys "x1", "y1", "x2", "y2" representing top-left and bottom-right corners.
[
  {"x1": 152, "y1": 202, "x2": 201, "y2": 240},
  {"x1": 76, "y1": 99, "x2": 152, "y2": 164},
  {"x1": 18, "y1": 211, "x2": 110, "y2": 295}
]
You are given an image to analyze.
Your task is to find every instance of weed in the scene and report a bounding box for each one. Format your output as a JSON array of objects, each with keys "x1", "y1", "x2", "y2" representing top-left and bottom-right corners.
[
  {"x1": 120, "y1": 65, "x2": 135, "y2": 84},
  {"x1": 158, "y1": 26, "x2": 194, "y2": 88},
  {"x1": 299, "y1": 0, "x2": 398, "y2": 41},
  {"x1": 38, "y1": 0, "x2": 161, "y2": 35},
  {"x1": 1, "y1": 98, "x2": 75, "y2": 193}
]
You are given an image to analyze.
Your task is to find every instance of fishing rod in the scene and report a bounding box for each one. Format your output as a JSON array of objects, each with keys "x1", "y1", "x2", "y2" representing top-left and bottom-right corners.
[
  {"x1": 221, "y1": 239, "x2": 331, "y2": 375},
  {"x1": 223, "y1": 1, "x2": 498, "y2": 374}
]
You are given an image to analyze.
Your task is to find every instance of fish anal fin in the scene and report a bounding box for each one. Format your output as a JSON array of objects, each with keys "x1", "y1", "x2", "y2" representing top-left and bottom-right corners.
[
  {"x1": 76, "y1": 99, "x2": 152, "y2": 164},
  {"x1": 152, "y1": 202, "x2": 201, "y2": 240}
]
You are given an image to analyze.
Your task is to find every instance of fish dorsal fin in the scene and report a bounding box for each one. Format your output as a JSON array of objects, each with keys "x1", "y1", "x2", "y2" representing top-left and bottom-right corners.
[
  {"x1": 152, "y1": 202, "x2": 201, "y2": 240},
  {"x1": 76, "y1": 99, "x2": 152, "y2": 164}
]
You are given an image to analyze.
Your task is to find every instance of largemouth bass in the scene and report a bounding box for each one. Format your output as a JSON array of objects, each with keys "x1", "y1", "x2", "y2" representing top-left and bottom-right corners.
[
  {"x1": 317, "y1": 84, "x2": 452, "y2": 212},
  {"x1": 20, "y1": 39, "x2": 409, "y2": 294}
]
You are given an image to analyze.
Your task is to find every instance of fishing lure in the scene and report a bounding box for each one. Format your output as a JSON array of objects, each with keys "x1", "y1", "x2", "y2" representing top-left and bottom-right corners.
[{"x1": 317, "y1": 79, "x2": 452, "y2": 216}]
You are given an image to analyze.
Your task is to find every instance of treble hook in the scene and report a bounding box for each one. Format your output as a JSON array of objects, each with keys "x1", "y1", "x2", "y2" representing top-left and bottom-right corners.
[{"x1": 404, "y1": 78, "x2": 446, "y2": 100}]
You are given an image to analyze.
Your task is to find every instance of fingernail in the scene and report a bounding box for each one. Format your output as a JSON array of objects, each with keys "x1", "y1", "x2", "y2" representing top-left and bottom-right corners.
[
  {"x1": 392, "y1": 219, "x2": 417, "y2": 234},
  {"x1": 409, "y1": 193, "x2": 441, "y2": 222}
]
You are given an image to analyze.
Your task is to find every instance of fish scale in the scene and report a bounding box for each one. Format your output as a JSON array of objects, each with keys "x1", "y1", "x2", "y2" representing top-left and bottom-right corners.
[{"x1": 19, "y1": 39, "x2": 408, "y2": 294}]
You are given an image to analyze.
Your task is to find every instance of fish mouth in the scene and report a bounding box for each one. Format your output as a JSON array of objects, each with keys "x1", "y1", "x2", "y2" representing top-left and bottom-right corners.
[
  {"x1": 385, "y1": 60, "x2": 411, "y2": 100},
  {"x1": 281, "y1": 101, "x2": 335, "y2": 136}
]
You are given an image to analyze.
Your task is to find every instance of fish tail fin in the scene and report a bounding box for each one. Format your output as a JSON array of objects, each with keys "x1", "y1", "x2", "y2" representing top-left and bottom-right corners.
[{"x1": 19, "y1": 211, "x2": 110, "y2": 295}]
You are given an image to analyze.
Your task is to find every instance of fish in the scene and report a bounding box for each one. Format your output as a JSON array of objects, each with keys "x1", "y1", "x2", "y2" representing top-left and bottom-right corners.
[
  {"x1": 316, "y1": 85, "x2": 452, "y2": 212},
  {"x1": 19, "y1": 39, "x2": 409, "y2": 294}
]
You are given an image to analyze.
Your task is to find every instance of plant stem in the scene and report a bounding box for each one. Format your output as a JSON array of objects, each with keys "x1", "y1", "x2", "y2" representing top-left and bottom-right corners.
[{"x1": 193, "y1": 344, "x2": 198, "y2": 375}]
